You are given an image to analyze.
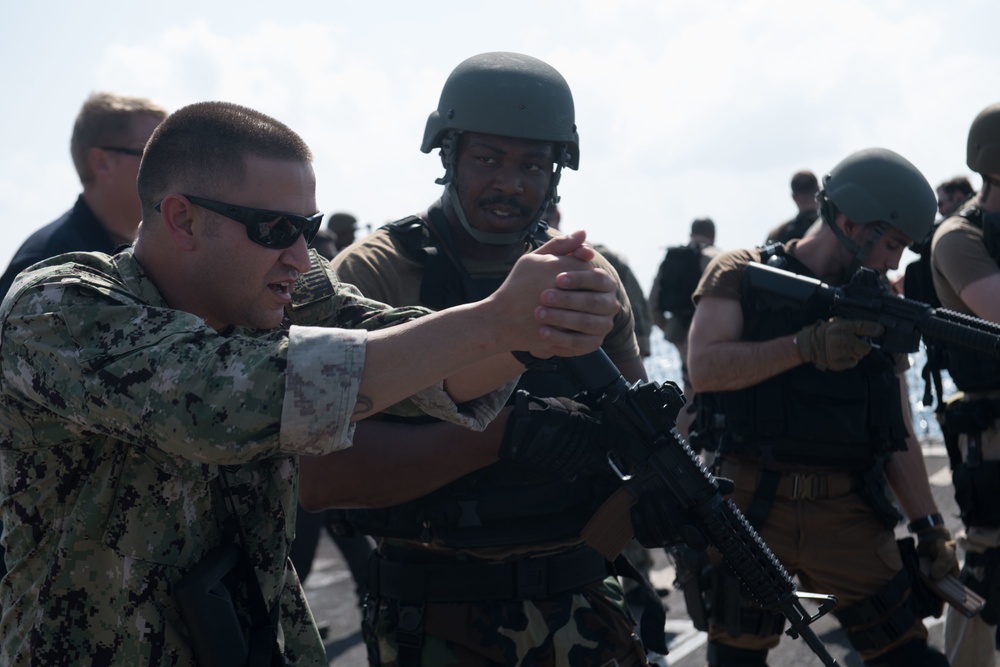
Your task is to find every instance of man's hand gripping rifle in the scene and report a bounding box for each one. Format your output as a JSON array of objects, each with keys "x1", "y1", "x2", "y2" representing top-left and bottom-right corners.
[
  {"x1": 746, "y1": 261, "x2": 994, "y2": 619},
  {"x1": 560, "y1": 350, "x2": 840, "y2": 666},
  {"x1": 745, "y1": 262, "x2": 1000, "y2": 359}
]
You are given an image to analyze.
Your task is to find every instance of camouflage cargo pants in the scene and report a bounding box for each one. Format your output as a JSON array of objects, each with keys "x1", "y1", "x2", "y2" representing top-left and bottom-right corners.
[{"x1": 362, "y1": 576, "x2": 650, "y2": 667}]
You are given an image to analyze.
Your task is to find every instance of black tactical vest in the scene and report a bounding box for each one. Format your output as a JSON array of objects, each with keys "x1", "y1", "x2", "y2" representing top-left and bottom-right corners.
[
  {"x1": 696, "y1": 247, "x2": 907, "y2": 468},
  {"x1": 346, "y1": 205, "x2": 618, "y2": 547}
]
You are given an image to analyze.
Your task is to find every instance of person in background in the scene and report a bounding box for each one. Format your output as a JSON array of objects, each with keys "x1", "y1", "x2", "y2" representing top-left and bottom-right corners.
[
  {"x1": 764, "y1": 169, "x2": 821, "y2": 244},
  {"x1": 0, "y1": 92, "x2": 167, "y2": 297},
  {"x1": 936, "y1": 176, "x2": 976, "y2": 219},
  {"x1": 649, "y1": 217, "x2": 720, "y2": 440},
  {"x1": 930, "y1": 101, "x2": 1000, "y2": 667},
  {"x1": 543, "y1": 203, "x2": 652, "y2": 357},
  {"x1": 309, "y1": 228, "x2": 339, "y2": 260},
  {"x1": 327, "y1": 211, "x2": 360, "y2": 251}
]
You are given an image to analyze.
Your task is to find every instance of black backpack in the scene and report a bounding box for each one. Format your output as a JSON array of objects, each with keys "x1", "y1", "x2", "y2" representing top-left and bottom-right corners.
[
  {"x1": 655, "y1": 243, "x2": 706, "y2": 317},
  {"x1": 902, "y1": 230, "x2": 941, "y2": 308}
]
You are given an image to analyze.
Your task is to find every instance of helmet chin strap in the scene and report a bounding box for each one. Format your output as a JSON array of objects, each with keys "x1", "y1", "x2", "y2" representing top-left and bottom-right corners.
[
  {"x1": 819, "y1": 192, "x2": 886, "y2": 275},
  {"x1": 436, "y1": 131, "x2": 567, "y2": 246}
]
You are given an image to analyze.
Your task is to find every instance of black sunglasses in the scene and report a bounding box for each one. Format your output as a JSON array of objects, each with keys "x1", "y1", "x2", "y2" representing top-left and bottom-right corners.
[
  {"x1": 156, "y1": 195, "x2": 324, "y2": 249},
  {"x1": 99, "y1": 146, "x2": 144, "y2": 156}
]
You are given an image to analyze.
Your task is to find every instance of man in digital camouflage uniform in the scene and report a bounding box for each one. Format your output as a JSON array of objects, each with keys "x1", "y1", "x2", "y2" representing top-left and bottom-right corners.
[
  {"x1": 313, "y1": 52, "x2": 660, "y2": 667},
  {"x1": 931, "y1": 101, "x2": 1000, "y2": 667},
  {"x1": 688, "y1": 148, "x2": 957, "y2": 666},
  {"x1": 0, "y1": 101, "x2": 622, "y2": 666}
]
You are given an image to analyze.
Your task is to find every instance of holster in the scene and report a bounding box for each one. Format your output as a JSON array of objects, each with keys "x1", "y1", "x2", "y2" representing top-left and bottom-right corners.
[
  {"x1": 174, "y1": 544, "x2": 249, "y2": 667},
  {"x1": 856, "y1": 465, "x2": 903, "y2": 529},
  {"x1": 939, "y1": 396, "x2": 1000, "y2": 526}
]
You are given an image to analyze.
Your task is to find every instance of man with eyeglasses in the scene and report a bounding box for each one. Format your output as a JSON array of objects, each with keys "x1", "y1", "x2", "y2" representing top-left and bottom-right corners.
[
  {"x1": 0, "y1": 92, "x2": 167, "y2": 298},
  {"x1": 0, "y1": 101, "x2": 622, "y2": 665}
]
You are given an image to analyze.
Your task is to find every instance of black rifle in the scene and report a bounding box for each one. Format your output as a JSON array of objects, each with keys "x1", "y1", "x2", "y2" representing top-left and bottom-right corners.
[
  {"x1": 561, "y1": 351, "x2": 840, "y2": 666},
  {"x1": 744, "y1": 262, "x2": 1000, "y2": 359}
]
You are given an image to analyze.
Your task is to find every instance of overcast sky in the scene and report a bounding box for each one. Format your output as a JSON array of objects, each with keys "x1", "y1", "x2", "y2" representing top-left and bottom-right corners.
[{"x1": 1, "y1": 0, "x2": 997, "y2": 291}]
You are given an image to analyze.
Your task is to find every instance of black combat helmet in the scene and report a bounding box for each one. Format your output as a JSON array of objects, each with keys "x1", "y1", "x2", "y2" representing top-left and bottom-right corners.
[
  {"x1": 967, "y1": 102, "x2": 1000, "y2": 177},
  {"x1": 820, "y1": 147, "x2": 936, "y2": 265},
  {"x1": 423, "y1": 52, "x2": 579, "y2": 245}
]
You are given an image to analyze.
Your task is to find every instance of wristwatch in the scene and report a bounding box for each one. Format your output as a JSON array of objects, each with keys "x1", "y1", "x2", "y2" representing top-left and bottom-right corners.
[{"x1": 907, "y1": 513, "x2": 945, "y2": 533}]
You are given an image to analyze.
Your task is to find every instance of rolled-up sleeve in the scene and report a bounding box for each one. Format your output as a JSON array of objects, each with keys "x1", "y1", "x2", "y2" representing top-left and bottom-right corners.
[
  {"x1": 409, "y1": 378, "x2": 517, "y2": 431},
  {"x1": 281, "y1": 325, "x2": 367, "y2": 455}
]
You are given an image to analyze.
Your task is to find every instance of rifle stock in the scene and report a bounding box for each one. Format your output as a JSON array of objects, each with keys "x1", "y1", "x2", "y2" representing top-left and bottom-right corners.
[
  {"x1": 745, "y1": 262, "x2": 1000, "y2": 359},
  {"x1": 562, "y1": 350, "x2": 839, "y2": 666}
]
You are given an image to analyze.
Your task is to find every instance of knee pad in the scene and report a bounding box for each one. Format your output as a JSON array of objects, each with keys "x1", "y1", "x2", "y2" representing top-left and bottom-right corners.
[
  {"x1": 706, "y1": 641, "x2": 768, "y2": 667},
  {"x1": 863, "y1": 638, "x2": 948, "y2": 667}
]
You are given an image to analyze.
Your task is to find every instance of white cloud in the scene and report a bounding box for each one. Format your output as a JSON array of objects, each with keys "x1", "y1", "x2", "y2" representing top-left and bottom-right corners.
[{"x1": 1, "y1": 0, "x2": 998, "y2": 289}]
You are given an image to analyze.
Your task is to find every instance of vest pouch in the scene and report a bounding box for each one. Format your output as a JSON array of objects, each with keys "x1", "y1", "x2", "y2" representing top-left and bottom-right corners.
[
  {"x1": 953, "y1": 460, "x2": 1000, "y2": 527},
  {"x1": 946, "y1": 346, "x2": 1000, "y2": 393},
  {"x1": 722, "y1": 366, "x2": 872, "y2": 444}
]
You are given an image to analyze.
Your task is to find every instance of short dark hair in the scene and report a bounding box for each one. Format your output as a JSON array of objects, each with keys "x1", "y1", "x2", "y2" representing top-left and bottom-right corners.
[
  {"x1": 937, "y1": 176, "x2": 974, "y2": 198},
  {"x1": 790, "y1": 170, "x2": 819, "y2": 195},
  {"x1": 691, "y1": 217, "x2": 715, "y2": 239},
  {"x1": 137, "y1": 101, "x2": 312, "y2": 221}
]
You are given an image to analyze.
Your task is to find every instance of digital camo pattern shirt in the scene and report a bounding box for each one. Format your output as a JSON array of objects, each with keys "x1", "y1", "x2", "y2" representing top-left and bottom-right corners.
[{"x1": 0, "y1": 249, "x2": 510, "y2": 666}]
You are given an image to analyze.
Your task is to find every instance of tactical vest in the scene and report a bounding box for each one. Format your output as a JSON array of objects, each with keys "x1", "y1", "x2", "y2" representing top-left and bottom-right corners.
[
  {"x1": 696, "y1": 247, "x2": 907, "y2": 468},
  {"x1": 346, "y1": 205, "x2": 618, "y2": 547},
  {"x1": 941, "y1": 205, "x2": 1000, "y2": 393}
]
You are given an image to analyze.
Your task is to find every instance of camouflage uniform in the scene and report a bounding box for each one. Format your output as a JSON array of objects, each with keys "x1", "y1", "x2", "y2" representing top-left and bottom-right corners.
[{"x1": 0, "y1": 249, "x2": 510, "y2": 666}]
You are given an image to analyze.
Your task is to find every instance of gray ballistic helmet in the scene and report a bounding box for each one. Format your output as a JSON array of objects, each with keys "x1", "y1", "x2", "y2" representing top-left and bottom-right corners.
[
  {"x1": 421, "y1": 51, "x2": 580, "y2": 170},
  {"x1": 967, "y1": 102, "x2": 1000, "y2": 176},
  {"x1": 822, "y1": 147, "x2": 936, "y2": 243}
]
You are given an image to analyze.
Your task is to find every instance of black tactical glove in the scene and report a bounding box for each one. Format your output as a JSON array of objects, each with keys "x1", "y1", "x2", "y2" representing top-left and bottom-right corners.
[
  {"x1": 916, "y1": 525, "x2": 960, "y2": 581},
  {"x1": 795, "y1": 317, "x2": 885, "y2": 371},
  {"x1": 499, "y1": 390, "x2": 607, "y2": 478},
  {"x1": 631, "y1": 487, "x2": 704, "y2": 550}
]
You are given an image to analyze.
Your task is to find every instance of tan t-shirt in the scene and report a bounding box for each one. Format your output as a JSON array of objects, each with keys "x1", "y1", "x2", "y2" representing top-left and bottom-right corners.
[
  {"x1": 931, "y1": 210, "x2": 1000, "y2": 313},
  {"x1": 692, "y1": 242, "x2": 801, "y2": 304}
]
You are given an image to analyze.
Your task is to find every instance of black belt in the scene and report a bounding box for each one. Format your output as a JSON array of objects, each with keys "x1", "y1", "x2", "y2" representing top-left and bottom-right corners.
[{"x1": 369, "y1": 546, "x2": 610, "y2": 603}]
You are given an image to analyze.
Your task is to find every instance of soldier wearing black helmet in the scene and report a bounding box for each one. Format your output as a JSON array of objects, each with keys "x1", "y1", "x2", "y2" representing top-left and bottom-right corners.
[
  {"x1": 326, "y1": 211, "x2": 359, "y2": 250},
  {"x1": 311, "y1": 52, "x2": 658, "y2": 666},
  {"x1": 930, "y1": 101, "x2": 1000, "y2": 667},
  {"x1": 687, "y1": 148, "x2": 956, "y2": 666}
]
